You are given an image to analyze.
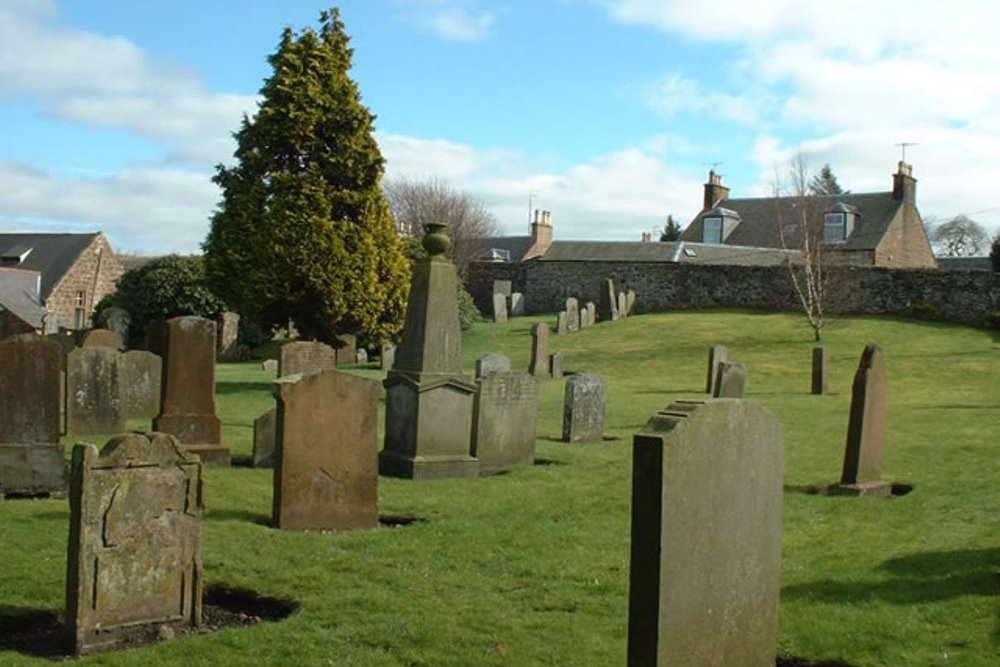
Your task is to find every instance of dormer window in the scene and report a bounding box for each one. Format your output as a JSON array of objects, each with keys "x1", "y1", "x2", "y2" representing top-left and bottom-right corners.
[
  {"x1": 703, "y1": 217, "x2": 723, "y2": 244},
  {"x1": 823, "y1": 202, "x2": 859, "y2": 244}
]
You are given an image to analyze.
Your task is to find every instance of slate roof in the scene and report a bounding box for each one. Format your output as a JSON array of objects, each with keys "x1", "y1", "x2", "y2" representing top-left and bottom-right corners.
[
  {"x1": 0, "y1": 233, "x2": 99, "y2": 298},
  {"x1": 476, "y1": 236, "x2": 534, "y2": 262},
  {"x1": 0, "y1": 267, "x2": 46, "y2": 328},
  {"x1": 537, "y1": 240, "x2": 800, "y2": 266}
]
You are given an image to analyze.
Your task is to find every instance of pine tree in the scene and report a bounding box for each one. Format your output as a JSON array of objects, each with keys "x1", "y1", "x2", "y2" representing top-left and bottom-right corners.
[
  {"x1": 659, "y1": 214, "x2": 682, "y2": 241},
  {"x1": 808, "y1": 164, "x2": 848, "y2": 196},
  {"x1": 203, "y1": 8, "x2": 410, "y2": 344}
]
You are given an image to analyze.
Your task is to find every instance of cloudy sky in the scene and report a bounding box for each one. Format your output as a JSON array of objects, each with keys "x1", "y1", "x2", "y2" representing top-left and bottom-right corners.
[{"x1": 1, "y1": 0, "x2": 998, "y2": 254}]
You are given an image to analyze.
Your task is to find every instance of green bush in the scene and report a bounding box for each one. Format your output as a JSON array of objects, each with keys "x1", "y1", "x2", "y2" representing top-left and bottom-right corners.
[{"x1": 910, "y1": 299, "x2": 945, "y2": 321}]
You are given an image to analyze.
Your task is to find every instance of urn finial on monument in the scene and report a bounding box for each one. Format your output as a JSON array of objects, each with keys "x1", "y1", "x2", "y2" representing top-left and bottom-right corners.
[{"x1": 422, "y1": 222, "x2": 451, "y2": 256}]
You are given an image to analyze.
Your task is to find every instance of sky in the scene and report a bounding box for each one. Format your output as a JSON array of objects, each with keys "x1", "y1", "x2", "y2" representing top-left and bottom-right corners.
[{"x1": 1, "y1": 0, "x2": 999, "y2": 255}]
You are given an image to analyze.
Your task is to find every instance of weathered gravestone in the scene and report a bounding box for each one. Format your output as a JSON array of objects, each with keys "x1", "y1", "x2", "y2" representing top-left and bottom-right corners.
[
  {"x1": 262, "y1": 358, "x2": 278, "y2": 374},
  {"x1": 713, "y1": 361, "x2": 747, "y2": 398},
  {"x1": 831, "y1": 345, "x2": 891, "y2": 497},
  {"x1": 472, "y1": 372, "x2": 538, "y2": 475},
  {"x1": 492, "y1": 280, "x2": 512, "y2": 299},
  {"x1": 565, "y1": 297, "x2": 580, "y2": 333},
  {"x1": 493, "y1": 293, "x2": 509, "y2": 324},
  {"x1": 97, "y1": 307, "x2": 130, "y2": 348},
  {"x1": 597, "y1": 278, "x2": 618, "y2": 321},
  {"x1": 121, "y1": 350, "x2": 162, "y2": 419},
  {"x1": 216, "y1": 311, "x2": 240, "y2": 362},
  {"x1": 152, "y1": 316, "x2": 229, "y2": 466},
  {"x1": 628, "y1": 399, "x2": 783, "y2": 667},
  {"x1": 475, "y1": 353, "x2": 512, "y2": 379},
  {"x1": 66, "y1": 347, "x2": 125, "y2": 436},
  {"x1": 65, "y1": 432, "x2": 203, "y2": 655},
  {"x1": 381, "y1": 343, "x2": 397, "y2": 371},
  {"x1": 529, "y1": 323, "x2": 550, "y2": 378},
  {"x1": 626, "y1": 289, "x2": 636, "y2": 316},
  {"x1": 562, "y1": 373, "x2": 607, "y2": 442},
  {"x1": 556, "y1": 311, "x2": 569, "y2": 335},
  {"x1": 811, "y1": 346, "x2": 828, "y2": 395},
  {"x1": 705, "y1": 345, "x2": 728, "y2": 394},
  {"x1": 334, "y1": 334, "x2": 357, "y2": 366},
  {"x1": 510, "y1": 292, "x2": 525, "y2": 316},
  {"x1": 80, "y1": 328, "x2": 123, "y2": 350},
  {"x1": 279, "y1": 341, "x2": 337, "y2": 378},
  {"x1": 252, "y1": 407, "x2": 277, "y2": 468},
  {"x1": 273, "y1": 369, "x2": 379, "y2": 530},
  {"x1": 0, "y1": 336, "x2": 66, "y2": 496},
  {"x1": 356, "y1": 348, "x2": 368, "y2": 364},
  {"x1": 549, "y1": 352, "x2": 564, "y2": 379},
  {"x1": 380, "y1": 223, "x2": 478, "y2": 479},
  {"x1": 617, "y1": 292, "x2": 628, "y2": 319},
  {"x1": 580, "y1": 302, "x2": 594, "y2": 329}
]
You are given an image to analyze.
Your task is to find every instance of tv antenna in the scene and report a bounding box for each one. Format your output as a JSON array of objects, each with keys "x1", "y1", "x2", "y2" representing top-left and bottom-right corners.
[
  {"x1": 528, "y1": 189, "x2": 540, "y2": 224},
  {"x1": 704, "y1": 161, "x2": 724, "y2": 172},
  {"x1": 895, "y1": 142, "x2": 919, "y2": 162}
]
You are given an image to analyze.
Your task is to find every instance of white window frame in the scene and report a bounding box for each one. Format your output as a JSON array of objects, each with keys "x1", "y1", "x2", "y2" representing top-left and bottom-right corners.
[
  {"x1": 703, "y1": 216, "x2": 723, "y2": 244},
  {"x1": 824, "y1": 212, "x2": 846, "y2": 243}
]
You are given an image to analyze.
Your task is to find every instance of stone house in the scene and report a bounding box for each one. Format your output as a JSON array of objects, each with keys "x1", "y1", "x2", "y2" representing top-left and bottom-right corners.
[
  {"x1": 679, "y1": 162, "x2": 937, "y2": 269},
  {"x1": 0, "y1": 233, "x2": 124, "y2": 335}
]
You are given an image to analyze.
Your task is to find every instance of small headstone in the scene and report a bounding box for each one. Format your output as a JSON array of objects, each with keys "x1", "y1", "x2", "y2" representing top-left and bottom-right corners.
[
  {"x1": 475, "y1": 353, "x2": 512, "y2": 379},
  {"x1": 356, "y1": 348, "x2": 368, "y2": 364},
  {"x1": 713, "y1": 361, "x2": 747, "y2": 398},
  {"x1": 216, "y1": 311, "x2": 240, "y2": 362},
  {"x1": 831, "y1": 346, "x2": 891, "y2": 497},
  {"x1": 65, "y1": 432, "x2": 203, "y2": 655},
  {"x1": 252, "y1": 407, "x2": 277, "y2": 468},
  {"x1": 121, "y1": 350, "x2": 162, "y2": 419},
  {"x1": 562, "y1": 373, "x2": 607, "y2": 442},
  {"x1": 262, "y1": 359, "x2": 278, "y2": 374},
  {"x1": 80, "y1": 328, "x2": 123, "y2": 350},
  {"x1": 625, "y1": 289, "x2": 636, "y2": 315},
  {"x1": 617, "y1": 292, "x2": 628, "y2": 319},
  {"x1": 597, "y1": 278, "x2": 618, "y2": 321},
  {"x1": 472, "y1": 372, "x2": 539, "y2": 475},
  {"x1": 529, "y1": 323, "x2": 549, "y2": 377},
  {"x1": 628, "y1": 399, "x2": 783, "y2": 666},
  {"x1": 66, "y1": 347, "x2": 125, "y2": 436},
  {"x1": 280, "y1": 341, "x2": 337, "y2": 377},
  {"x1": 273, "y1": 369, "x2": 380, "y2": 530},
  {"x1": 811, "y1": 346, "x2": 828, "y2": 395},
  {"x1": 579, "y1": 303, "x2": 592, "y2": 329},
  {"x1": 556, "y1": 311, "x2": 569, "y2": 335},
  {"x1": 565, "y1": 298, "x2": 580, "y2": 332},
  {"x1": 549, "y1": 352, "x2": 564, "y2": 379},
  {"x1": 97, "y1": 307, "x2": 130, "y2": 348},
  {"x1": 510, "y1": 292, "x2": 525, "y2": 316},
  {"x1": 334, "y1": 333, "x2": 357, "y2": 366},
  {"x1": 705, "y1": 345, "x2": 728, "y2": 394},
  {"x1": 381, "y1": 343, "x2": 396, "y2": 371},
  {"x1": 493, "y1": 293, "x2": 509, "y2": 324},
  {"x1": 492, "y1": 280, "x2": 512, "y2": 298}
]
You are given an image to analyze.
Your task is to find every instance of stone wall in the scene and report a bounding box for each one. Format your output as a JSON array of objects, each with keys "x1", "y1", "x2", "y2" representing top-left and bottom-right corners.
[
  {"x1": 467, "y1": 260, "x2": 999, "y2": 328},
  {"x1": 48, "y1": 234, "x2": 124, "y2": 331}
]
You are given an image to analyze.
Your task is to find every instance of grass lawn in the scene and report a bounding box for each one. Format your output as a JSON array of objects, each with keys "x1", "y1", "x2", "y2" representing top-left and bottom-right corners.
[{"x1": 1, "y1": 310, "x2": 997, "y2": 666}]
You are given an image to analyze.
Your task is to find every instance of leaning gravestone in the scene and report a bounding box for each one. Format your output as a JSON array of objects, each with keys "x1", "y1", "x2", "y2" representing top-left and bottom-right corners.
[
  {"x1": 597, "y1": 278, "x2": 618, "y2": 321},
  {"x1": 510, "y1": 292, "x2": 525, "y2": 316},
  {"x1": 216, "y1": 311, "x2": 240, "y2": 362},
  {"x1": 279, "y1": 341, "x2": 337, "y2": 378},
  {"x1": 66, "y1": 347, "x2": 125, "y2": 436},
  {"x1": 97, "y1": 307, "x2": 131, "y2": 349},
  {"x1": 120, "y1": 350, "x2": 162, "y2": 419},
  {"x1": 475, "y1": 353, "x2": 512, "y2": 379},
  {"x1": 65, "y1": 432, "x2": 203, "y2": 655},
  {"x1": 626, "y1": 289, "x2": 636, "y2": 316},
  {"x1": 831, "y1": 345, "x2": 891, "y2": 497},
  {"x1": 152, "y1": 316, "x2": 229, "y2": 466},
  {"x1": 549, "y1": 352, "x2": 564, "y2": 379},
  {"x1": 273, "y1": 369, "x2": 380, "y2": 530},
  {"x1": 493, "y1": 293, "x2": 509, "y2": 324},
  {"x1": 713, "y1": 361, "x2": 747, "y2": 398},
  {"x1": 565, "y1": 297, "x2": 580, "y2": 332},
  {"x1": 80, "y1": 328, "x2": 123, "y2": 350},
  {"x1": 705, "y1": 345, "x2": 728, "y2": 394},
  {"x1": 562, "y1": 373, "x2": 607, "y2": 442},
  {"x1": 628, "y1": 399, "x2": 783, "y2": 667},
  {"x1": 472, "y1": 371, "x2": 539, "y2": 475},
  {"x1": 556, "y1": 311, "x2": 569, "y2": 335},
  {"x1": 529, "y1": 323, "x2": 550, "y2": 378},
  {"x1": 0, "y1": 336, "x2": 66, "y2": 496},
  {"x1": 811, "y1": 346, "x2": 828, "y2": 395},
  {"x1": 252, "y1": 407, "x2": 277, "y2": 468}
]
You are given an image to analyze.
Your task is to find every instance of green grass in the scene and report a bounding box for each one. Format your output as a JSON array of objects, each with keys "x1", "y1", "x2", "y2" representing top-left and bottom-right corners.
[{"x1": 2, "y1": 311, "x2": 998, "y2": 666}]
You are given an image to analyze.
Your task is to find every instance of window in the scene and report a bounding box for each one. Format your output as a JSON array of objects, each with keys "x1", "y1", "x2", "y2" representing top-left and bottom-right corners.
[
  {"x1": 74, "y1": 308, "x2": 85, "y2": 329},
  {"x1": 824, "y1": 213, "x2": 846, "y2": 243},
  {"x1": 703, "y1": 217, "x2": 723, "y2": 244},
  {"x1": 75, "y1": 291, "x2": 86, "y2": 306}
]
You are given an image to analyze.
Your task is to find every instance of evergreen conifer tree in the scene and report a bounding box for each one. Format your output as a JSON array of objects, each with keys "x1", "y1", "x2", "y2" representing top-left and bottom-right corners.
[{"x1": 203, "y1": 8, "x2": 409, "y2": 343}]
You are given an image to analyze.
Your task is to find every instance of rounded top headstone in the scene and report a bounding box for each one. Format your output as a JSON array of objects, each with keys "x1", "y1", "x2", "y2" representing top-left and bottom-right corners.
[{"x1": 422, "y1": 222, "x2": 451, "y2": 256}]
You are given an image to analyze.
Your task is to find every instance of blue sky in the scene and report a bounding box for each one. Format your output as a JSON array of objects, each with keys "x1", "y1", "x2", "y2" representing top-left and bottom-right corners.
[{"x1": 2, "y1": 0, "x2": 999, "y2": 254}]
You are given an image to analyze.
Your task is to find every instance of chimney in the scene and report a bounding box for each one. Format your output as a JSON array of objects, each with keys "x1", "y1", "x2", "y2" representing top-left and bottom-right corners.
[
  {"x1": 524, "y1": 209, "x2": 553, "y2": 260},
  {"x1": 703, "y1": 170, "x2": 730, "y2": 209},
  {"x1": 892, "y1": 161, "x2": 916, "y2": 202}
]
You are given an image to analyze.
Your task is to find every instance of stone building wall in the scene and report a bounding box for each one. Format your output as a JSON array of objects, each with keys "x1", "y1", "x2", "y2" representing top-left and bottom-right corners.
[{"x1": 47, "y1": 234, "x2": 124, "y2": 331}]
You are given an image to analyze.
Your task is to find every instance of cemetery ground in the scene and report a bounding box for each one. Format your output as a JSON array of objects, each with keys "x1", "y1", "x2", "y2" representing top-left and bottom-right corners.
[{"x1": 1, "y1": 311, "x2": 997, "y2": 666}]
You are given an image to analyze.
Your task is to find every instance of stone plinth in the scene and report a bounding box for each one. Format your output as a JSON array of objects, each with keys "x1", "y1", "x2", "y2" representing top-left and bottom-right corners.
[{"x1": 472, "y1": 372, "x2": 538, "y2": 475}]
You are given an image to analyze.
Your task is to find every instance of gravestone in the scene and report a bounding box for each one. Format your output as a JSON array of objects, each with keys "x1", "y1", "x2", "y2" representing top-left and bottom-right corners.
[
  {"x1": 556, "y1": 311, "x2": 569, "y2": 335},
  {"x1": 475, "y1": 353, "x2": 512, "y2": 379},
  {"x1": 274, "y1": 369, "x2": 380, "y2": 530},
  {"x1": 529, "y1": 323, "x2": 550, "y2": 377},
  {"x1": 80, "y1": 328, "x2": 123, "y2": 350},
  {"x1": 65, "y1": 432, "x2": 203, "y2": 655},
  {"x1": 0, "y1": 336, "x2": 66, "y2": 496},
  {"x1": 713, "y1": 361, "x2": 747, "y2": 398},
  {"x1": 580, "y1": 302, "x2": 593, "y2": 329},
  {"x1": 356, "y1": 348, "x2": 368, "y2": 364},
  {"x1": 492, "y1": 280, "x2": 512, "y2": 299},
  {"x1": 811, "y1": 346, "x2": 828, "y2": 395},
  {"x1": 705, "y1": 345, "x2": 728, "y2": 394},
  {"x1": 280, "y1": 341, "x2": 337, "y2": 377},
  {"x1": 334, "y1": 334, "x2": 357, "y2": 366},
  {"x1": 562, "y1": 373, "x2": 607, "y2": 442},
  {"x1": 66, "y1": 347, "x2": 125, "y2": 436},
  {"x1": 549, "y1": 352, "x2": 564, "y2": 379},
  {"x1": 121, "y1": 350, "x2": 161, "y2": 419},
  {"x1": 381, "y1": 343, "x2": 397, "y2": 371},
  {"x1": 617, "y1": 292, "x2": 628, "y2": 319},
  {"x1": 597, "y1": 278, "x2": 618, "y2": 321},
  {"x1": 628, "y1": 399, "x2": 783, "y2": 667},
  {"x1": 97, "y1": 307, "x2": 130, "y2": 348},
  {"x1": 565, "y1": 298, "x2": 580, "y2": 332},
  {"x1": 493, "y1": 293, "x2": 509, "y2": 324},
  {"x1": 510, "y1": 292, "x2": 525, "y2": 316},
  {"x1": 380, "y1": 223, "x2": 478, "y2": 479},
  {"x1": 626, "y1": 289, "x2": 636, "y2": 316},
  {"x1": 831, "y1": 345, "x2": 891, "y2": 497},
  {"x1": 472, "y1": 372, "x2": 539, "y2": 475},
  {"x1": 252, "y1": 407, "x2": 277, "y2": 467},
  {"x1": 262, "y1": 359, "x2": 278, "y2": 374},
  {"x1": 152, "y1": 316, "x2": 229, "y2": 466},
  {"x1": 216, "y1": 311, "x2": 240, "y2": 362}
]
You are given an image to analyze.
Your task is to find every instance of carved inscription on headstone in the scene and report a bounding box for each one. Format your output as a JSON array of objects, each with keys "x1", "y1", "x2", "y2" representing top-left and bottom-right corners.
[
  {"x1": 562, "y1": 373, "x2": 607, "y2": 442},
  {"x1": 472, "y1": 372, "x2": 538, "y2": 475},
  {"x1": 66, "y1": 347, "x2": 125, "y2": 436},
  {"x1": 121, "y1": 350, "x2": 162, "y2": 419},
  {"x1": 279, "y1": 341, "x2": 337, "y2": 378}
]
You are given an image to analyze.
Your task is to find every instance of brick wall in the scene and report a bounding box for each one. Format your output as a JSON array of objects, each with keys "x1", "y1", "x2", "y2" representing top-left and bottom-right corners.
[{"x1": 47, "y1": 234, "x2": 125, "y2": 331}]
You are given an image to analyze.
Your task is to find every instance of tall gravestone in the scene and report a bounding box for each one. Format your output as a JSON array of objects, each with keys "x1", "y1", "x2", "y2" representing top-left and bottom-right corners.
[
  {"x1": 380, "y1": 223, "x2": 478, "y2": 479},
  {"x1": 273, "y1": 369, "x2": 380, "y2": 530},
  {"x1": 625, "y1": 289, "x2": 636, "y2": 316},
  {"x1": 562, "y1": 373, "x2": 607, "y2": 442},
  {"x1": 510, "y1": 292, "x2": 525, "y2": 316},
  {"x1": 549, "y1": 352, "x2": 564, "y2": 380},
  {"x1": 832, "y1": 345, "x2": 891, "y2": 497},
  {"x1": 381, "y1": 343, "x2": 397, "y2": 371},
  {"x1": 121, "y1": 350, "x2": 162, "y2": 419},
  {"x1": 628, "y1": 399, "x2": 783, "y2": 667},
  {"x1": 712, "y1": 361, "x2": 747, "y2": 398},
  {"x1": 97, "y1": 307, "x2": 131, "y2": 348},
  {"x1": 811, "y1": 346, "x2": 828, "y2": 395},
  {"x1": 565, "y1": 298, "x2": 580, "y2": 332},
  {"x1": 472, "y1": 372, "x2": 539, "y2": 475},
  {"x1": 617, "y1": 292, "x2": 628, "y2": 319},
  {"x1": 556, "y1": 311, "x2": 569, "y2": 335},
  {"x1": 529, "y1": 323, "x2": 550, "y2": 377},
  {"x1": 66, "y1": 347, "x2": 125, "y2": 436},
  {"x1": 279, "y1": 341, "x2": 337, "y2": 378},
  {"x1": 0, "y1": 336, "x2": 66, "y2": 496},
  {"x1": 253, "y1": 407, "x2": 277, "y2": 468},
  {"x1": 152, "y1": 316, "x2": 229, "y2": 466},
  {"x1": 705, "y1": 345, "x2": 728, "y2": 394},
  {"x1": 65, "y1": 432, "x2": 203, "y2": 655},
  {"x1": 598, "y1": 278, "x2": 618, "y2": 322},
  {"x1": 216, "y1": 311, "x2": 240, "y2": 362},
  {"x1": 493, "y1": 293, "x2": 509, "y2": 324},
  {"x1": 492, "y1": 280, "x2": 512, "y2": 300}
]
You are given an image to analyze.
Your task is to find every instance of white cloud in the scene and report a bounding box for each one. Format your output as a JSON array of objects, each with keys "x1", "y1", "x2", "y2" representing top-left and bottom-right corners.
[
  {"x1": 642, "y1": 73, "x2": 762, "y2": 125},
  {"x1": 394, "y1": 1, "x2": 495, "y2": 41}
]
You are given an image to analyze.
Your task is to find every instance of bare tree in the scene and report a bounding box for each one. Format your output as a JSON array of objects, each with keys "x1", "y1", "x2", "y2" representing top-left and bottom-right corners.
[
  {"x1": 383, "y1": 176, "x2": 499, "y2": 279},
  {"x1": 928, "y1": 215, "x2": 989, "y2": 257}
]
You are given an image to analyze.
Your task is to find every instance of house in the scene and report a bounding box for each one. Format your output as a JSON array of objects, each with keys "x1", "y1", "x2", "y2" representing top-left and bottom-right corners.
[
  {"x1": 680, "y1": 162, "x2": 937, "y2": 269},
  {"x1": 0, "y1": 232, "x2": 124, "y2": 335}
]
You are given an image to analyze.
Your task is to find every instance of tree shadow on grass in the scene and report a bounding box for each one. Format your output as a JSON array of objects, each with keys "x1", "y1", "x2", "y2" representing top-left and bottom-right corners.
[
  {"x1": 215, "y1": 381, "x2": 274, "y2": 395},
  {"x1": 208, "y1": 509, "x2": 271, "y2": 526}
]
